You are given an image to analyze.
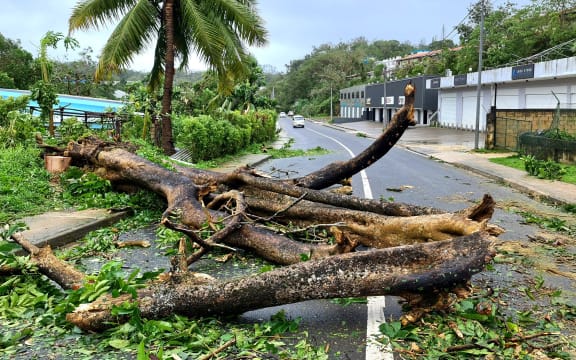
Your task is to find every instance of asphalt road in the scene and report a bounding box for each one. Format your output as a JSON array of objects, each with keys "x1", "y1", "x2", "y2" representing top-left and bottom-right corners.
[
  {"x1": 245, "y1": 116, "x2": 552, "y2": 359},
  {"x1": 268, "y1": 117, "x2": 541, "y2": 240}
]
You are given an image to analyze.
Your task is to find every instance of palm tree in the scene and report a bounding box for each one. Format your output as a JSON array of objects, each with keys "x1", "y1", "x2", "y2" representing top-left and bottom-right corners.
[{"x1": 69, "y1": 0, "x2": 268, "y2": 154}]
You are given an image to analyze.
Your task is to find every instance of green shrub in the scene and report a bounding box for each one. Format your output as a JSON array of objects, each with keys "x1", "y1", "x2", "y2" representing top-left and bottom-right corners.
[
  {"x1": 177, "y1": 115, "x2": 211, "y2": 161},
  {"x1": 176, "y1": 110, "x2": 276, "y2": 162},
  {"x1": 0, "y1": 96, "x2": 43, "y2": 148},
  {"x1": 522, "y1": 154, "x2": 540, "y2": 176},
  {"x1": 246, "y1": 110, "x2": 277, "y2": 144},
  {"x1": 521, "y1": 154, "x2": 567, "y2": 180},
  {"x1": 542, "y1": 128, "x2": 576, "y2": 141},
  {"x1": 121, "y1": 113, "x2": 154, "y2": 143},
  {"x1": 539, "y1": 159, "x2": 567, "y2": 180},
  {"x1": 0, "y1": 95, "x2": 29, "y2": 122},
  {"x1": 59, "y1": 117, "x2": 92, "y2": 143},
  {"x1": 0, "y1": 146, "x2": 53, "y2": 222}
]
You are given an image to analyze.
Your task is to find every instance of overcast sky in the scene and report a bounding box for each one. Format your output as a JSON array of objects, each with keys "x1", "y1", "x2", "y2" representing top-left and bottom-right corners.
[{"x1": 1, "y1": 0, "x2": 532, "y2": 73}]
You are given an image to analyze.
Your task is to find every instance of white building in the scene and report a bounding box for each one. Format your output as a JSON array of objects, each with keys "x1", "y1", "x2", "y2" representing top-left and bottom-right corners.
[{"x1": 428, "y1": 56, "x2": 576, "y2": 131}]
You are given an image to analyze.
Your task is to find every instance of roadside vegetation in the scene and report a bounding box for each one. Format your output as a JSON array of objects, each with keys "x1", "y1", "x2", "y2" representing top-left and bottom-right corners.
[
  {"x1": 0, "y1": 121, "x2": 330, "y2": 359},
  {"x1": 2, "y1": 0, "x2": 576, "y2": 358},
  {"x1": 489, "y1": 154, "x2": 576, "y2": 185}
]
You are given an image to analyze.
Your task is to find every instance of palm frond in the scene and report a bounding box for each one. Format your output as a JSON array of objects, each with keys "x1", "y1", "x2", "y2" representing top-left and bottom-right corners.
[
  {"x1": 94, "y1": 0, "x2": 159, "y2": 80},
  {"x1": 69, "y1": 0, "x2": 142, "y2": 32},
  {"x1": 209, "y1": 0, "x2": 268, "y2": 46}
]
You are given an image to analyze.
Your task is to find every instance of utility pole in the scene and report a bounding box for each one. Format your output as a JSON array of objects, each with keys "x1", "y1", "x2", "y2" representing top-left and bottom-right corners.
[
  {"x1": 330, "y1": 85, "x2": 333, "y2": 122},
  {"x1": 382, "y1": 66, "x2": 387, "y2": 124},
  {"x1": 474, "y1": 0, "x2": 485, "y2": 149}
]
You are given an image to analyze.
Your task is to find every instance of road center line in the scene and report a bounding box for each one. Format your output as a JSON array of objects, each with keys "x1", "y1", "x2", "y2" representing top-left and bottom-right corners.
[
  {"x1": 308, "y1": 127, "x2": 392, "y2": 360},
  {"x1": 308, "y1": 128, "x2": 372, "y2": 199}
]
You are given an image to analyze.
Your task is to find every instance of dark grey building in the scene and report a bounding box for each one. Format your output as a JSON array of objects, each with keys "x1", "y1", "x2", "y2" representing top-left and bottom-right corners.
[{"x1": 339, "y1": 76, "x2": 438, "y2": 126}]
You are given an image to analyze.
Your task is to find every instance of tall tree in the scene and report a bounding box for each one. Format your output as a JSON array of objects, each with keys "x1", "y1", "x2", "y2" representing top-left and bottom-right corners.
[
  {"x1": 0, "y1": 33, "x2": 37, "y2": 89},
  {"x1": 68, "y1": 0, "x2": 268, "y2": 154}
]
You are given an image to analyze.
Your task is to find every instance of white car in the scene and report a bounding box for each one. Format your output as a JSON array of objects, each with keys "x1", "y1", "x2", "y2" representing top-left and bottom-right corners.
[
  {"x1": 279, "y1": 111, "x2": 286, "y2": 118},
  {"x1": 292, "y1": 115, "x2": 305, "y2": 128}
]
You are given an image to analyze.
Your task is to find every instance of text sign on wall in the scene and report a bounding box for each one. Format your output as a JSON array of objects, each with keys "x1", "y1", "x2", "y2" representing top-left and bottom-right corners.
[
  {"x1": 454, "y1": 74, "x2": 467, "y2": 86},
  {"x1": 430, "y1": 78, "x2": 441, "y2": 88},
  {"x1": 382, "y1": 96, "x2": 394, "y2": 106},
  {"x1": 512, "y1": 63, "x2": 535, "y2": 80}
]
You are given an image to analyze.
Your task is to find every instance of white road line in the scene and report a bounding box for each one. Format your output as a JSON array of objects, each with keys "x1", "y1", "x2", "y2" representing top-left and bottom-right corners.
[
  {"x1": 308, "y1": 128, "x2": 393, "y2": 360},
  {"x1": 307, "y1": 128, "x2": 372, "y2": 199},
  {"x1": 366, "y1": 296, "x2": 391, "y2": 360}
]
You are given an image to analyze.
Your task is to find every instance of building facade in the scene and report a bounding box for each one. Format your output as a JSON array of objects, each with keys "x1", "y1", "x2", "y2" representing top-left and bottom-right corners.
[
  {"x1": 339, "y1": 85, "x2": 366, "y2": 120},
  {"x1": 339, "y1": 76, "x2": 438, "y2": 125},
  {"x1": 428, "y1": 56, "x2": 576, "y2": 131}
]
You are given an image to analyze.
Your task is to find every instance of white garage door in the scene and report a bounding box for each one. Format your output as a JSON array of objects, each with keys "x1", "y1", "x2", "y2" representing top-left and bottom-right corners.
[
  {"x1": 462, "y1": 95, "x2": 478, "y2": 130},
  {"x1": 440, "y1": 95, "x2": 456, "y2": 127}
]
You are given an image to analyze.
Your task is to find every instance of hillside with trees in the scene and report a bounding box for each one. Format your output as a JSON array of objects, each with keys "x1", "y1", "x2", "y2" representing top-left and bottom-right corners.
[
  {"x1": 3, "y1": 1, "x2": 576, "y2": 121},
  {"x1": 268, "y1": 0, "x2": 576, "y2": 117}
]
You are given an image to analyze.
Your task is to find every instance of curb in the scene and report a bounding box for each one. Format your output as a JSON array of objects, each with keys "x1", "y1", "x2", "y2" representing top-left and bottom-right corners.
[
  {"x1": 326, "y1": 122, "x2": 574, "y2": 207},
  {"x1": 17, "y1": 209, "x2": 130, "y2": 253},
  {"x1": 444, "y1": 161, "x2": 569, "y2": 207}
]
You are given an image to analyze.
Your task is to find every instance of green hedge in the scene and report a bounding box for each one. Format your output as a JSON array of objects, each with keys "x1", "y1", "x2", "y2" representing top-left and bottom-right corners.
[{"x1": 175, "y1": 110, "x2": 277, "y2": 162}]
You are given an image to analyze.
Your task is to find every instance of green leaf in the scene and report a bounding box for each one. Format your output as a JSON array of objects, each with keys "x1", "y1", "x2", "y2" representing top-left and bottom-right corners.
[
  {"x1": 0, "y1": 241, "x2": 20, "y2": 252},
  {"x1": 137, "y1": 340, "x2": 147, "y2": 360},
  {"x1": 108, "y1": 338, "x2": 130, "y2": 349},
  {"x1": 506, "y1": 321, "x2": 520, "y2": 333}
]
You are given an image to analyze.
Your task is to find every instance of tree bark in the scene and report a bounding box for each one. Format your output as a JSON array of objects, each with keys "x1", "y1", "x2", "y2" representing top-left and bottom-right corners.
[
  {"x1": 12, "y1": 83, "x2": 502, "y2": 332},
  {"x1": 67, "y1": 232, "x2": 495, "y2": 332},
  {"x1": 159, "y1": 0, "x2": 176, "y2": 155},
  {"x1": 10, "y1": 232, "x2": 85, "y2": 290}
]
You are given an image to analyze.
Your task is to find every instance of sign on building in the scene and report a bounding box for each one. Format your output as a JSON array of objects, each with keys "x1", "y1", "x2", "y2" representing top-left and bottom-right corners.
[
  {"x1": 454, "y1": 74, "x2": 467, "y2": 86},
  {"x1": 512, "y1": 64, "x2": 535, "y2": 80}
]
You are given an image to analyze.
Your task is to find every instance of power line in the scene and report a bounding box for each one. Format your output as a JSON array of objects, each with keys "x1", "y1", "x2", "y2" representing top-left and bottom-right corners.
[{"x1": 443, "y1": 12, "x2": 471, "y2": 42}]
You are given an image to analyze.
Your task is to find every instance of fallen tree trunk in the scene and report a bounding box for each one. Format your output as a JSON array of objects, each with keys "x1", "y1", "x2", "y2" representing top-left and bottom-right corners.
[
  {"x1": 291, "y1": 82, "x2": 417, "y2": 190},
  {"x1": 9, "y1": 232, "x2": 85, "y2": 289},
  {"x1": 8, "y1": 83, "x2": 502, "y2": 332},
  {"x1": 67, "y1": 232, "x2": 495, "y2": 332}
]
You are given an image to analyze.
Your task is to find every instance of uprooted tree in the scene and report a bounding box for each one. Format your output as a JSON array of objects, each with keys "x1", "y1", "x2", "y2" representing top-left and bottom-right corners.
[{"x1": 6, "y1": 84, "x2": 503, "y2": 332}]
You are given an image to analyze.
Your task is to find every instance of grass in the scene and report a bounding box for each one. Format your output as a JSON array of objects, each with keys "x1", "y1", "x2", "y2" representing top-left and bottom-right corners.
[
  {"x1": 0, "y1": 146, "x2": 63, "y2": 223},
  {"x1": 489, "y1": 154, "x2": 576, "y2": 185},
  {"x1": 268, "y1": 145, "x2": 329, "y2": 159}
]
